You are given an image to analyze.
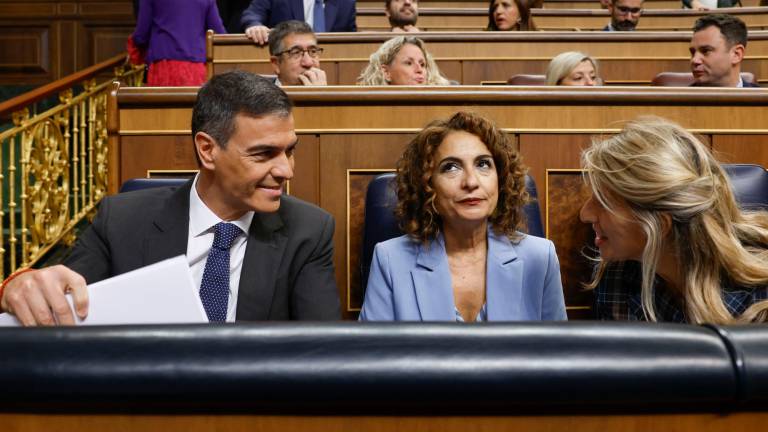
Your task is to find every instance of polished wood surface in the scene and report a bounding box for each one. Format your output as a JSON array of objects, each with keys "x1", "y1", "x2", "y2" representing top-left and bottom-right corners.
[
  {"x1": 358, "y1": 0, "x2": 760, "y2": 8},
  {"x1": 354, "y1": 6, "x2": 768, "y2": 31},
  {"x1": 2, "y1": 411, "x2": 768, "y2": 432},
  {"x1": 109, "y1": 85, "x2": 768, "y2": 319},
  {"x1": 0, "y1": 53, "x2": 126, "y2": 116},
  {"x1": 0, "y1": 0, "x2": 135, "y2": 86},
  {"x1": 535, "y1": 6, "x2": 768, "y2": 30},
  {"x1": 208, "y1": 31, "x2": 768, "y2": 85}
]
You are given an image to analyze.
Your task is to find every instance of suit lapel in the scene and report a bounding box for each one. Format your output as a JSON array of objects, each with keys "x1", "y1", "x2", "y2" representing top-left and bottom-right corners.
[
  {"x1": 486, "y1": 231, "x2": 522, "y2": 320},
  {"x1": 412, "y1": 236, "x2": 455, "y2": 320},
  {"x1": 235, "y1": 211, "x2": 286, "y2": 321},
  {"x1": 324, "y1": 0, "x2": 339, "y2": 31},
  {"x1": 143, "y1": 181, "x2": 192, "y2": 266}
]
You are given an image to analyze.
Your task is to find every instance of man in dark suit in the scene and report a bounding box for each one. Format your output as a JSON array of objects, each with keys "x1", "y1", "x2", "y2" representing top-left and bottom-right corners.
[
  {"x1": 386, "y1": 0, "x2": 419, "y2": 33},
  {"x1": 690, "y1": 14, "x2": 760, "y2": 87},
  {"x1": 242, "y1": 0, "x2": 356, "y2": 45},
  {"x1": 602, "y1": 0, "x2": 643, "y2": 31},
  {"x1": 269, "y1": 21, "x2": 327, "y2": 85},
  {"x1": 0, "y1": 71, "x2": 341, "y2": 325}
]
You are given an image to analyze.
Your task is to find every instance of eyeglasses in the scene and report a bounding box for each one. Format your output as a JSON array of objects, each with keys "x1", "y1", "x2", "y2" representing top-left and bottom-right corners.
[
  {"x1": 616, "y1": 6, "x2": 642, "y2": 14},
  {"x1": 274, "y1": 46, "x2": 324, "y2": 60}
]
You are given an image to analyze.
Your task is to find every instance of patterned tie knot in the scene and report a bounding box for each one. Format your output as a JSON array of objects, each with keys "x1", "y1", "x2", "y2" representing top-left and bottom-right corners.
[{"x1": 212, "y1": 222, "x2": 242, "y2": 250}]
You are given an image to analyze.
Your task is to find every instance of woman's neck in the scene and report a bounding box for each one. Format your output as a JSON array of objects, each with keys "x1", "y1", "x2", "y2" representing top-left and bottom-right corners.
[
  {"x1": 443, "y1": 221, "x2": 488, "y2": 255},
  {"x1": 655, "y1": 244, "x2": 683, "y2": 293}
]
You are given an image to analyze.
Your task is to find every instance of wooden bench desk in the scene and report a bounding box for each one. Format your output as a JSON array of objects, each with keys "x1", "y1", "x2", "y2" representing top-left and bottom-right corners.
[
  {"x1": 207, "y1": 31, "x2": 768, "y2": 85},
  {"x1": 109, "y1": 85, "x2": 768, "y2": 319},
  {"x1": 354, "y1": 6, "x2": 768, "y2": 31}
]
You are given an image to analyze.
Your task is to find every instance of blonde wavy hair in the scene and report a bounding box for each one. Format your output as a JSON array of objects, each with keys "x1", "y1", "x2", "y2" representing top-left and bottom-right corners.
[
  {"x1": 545, "y1": 51, "x2": 599, "y2": 86},
  {"x1": 356, "y1": 36, "x2": 451, "y2": 86},
  {"x1": 582, "y1": 116, "x2": 768, "y2": 324}
]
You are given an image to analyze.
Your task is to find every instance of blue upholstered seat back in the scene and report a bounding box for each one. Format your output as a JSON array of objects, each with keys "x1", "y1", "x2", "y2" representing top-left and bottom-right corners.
[
  {"x1": 119, "y1": 178, "x2": 189, "y2": 193},
  {"x1": 723, "y1": 164, "x2": 768, "y2": 210}
]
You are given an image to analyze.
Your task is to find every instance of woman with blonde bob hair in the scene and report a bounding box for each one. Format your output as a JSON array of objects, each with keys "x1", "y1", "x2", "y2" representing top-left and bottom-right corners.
[
  {"x1": 546, "y1": 51, "x2": 600, "y2": 86},
  {"x1": 580, "y1": 116, "x2": 768, "y2": 324},
  {"x1": 357, "y1": 36, "x2": 451, "y2": 86}
]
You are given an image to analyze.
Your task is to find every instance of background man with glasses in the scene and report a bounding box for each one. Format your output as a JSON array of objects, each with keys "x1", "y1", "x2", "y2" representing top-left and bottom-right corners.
[
  {"x1": 269, "y1": 21, "x2": 328, "y2": 86},
  {"x1": 603, "y1": 0, "x2": 643, "y2": 31}
]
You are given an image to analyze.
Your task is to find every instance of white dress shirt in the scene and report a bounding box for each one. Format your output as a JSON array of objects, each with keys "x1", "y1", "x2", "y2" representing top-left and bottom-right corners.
[
  {"x1": 304, "y1": 0, "x2": 316, "y2": 29},
  {"x1": 187, "y1": 175, "x2": 254, "y2": 322}
]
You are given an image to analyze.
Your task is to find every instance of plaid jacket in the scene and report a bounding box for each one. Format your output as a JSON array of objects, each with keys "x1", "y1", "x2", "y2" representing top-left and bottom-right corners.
[{"x1": 594, "y1": 261, "x2": 768, "y2": 323}]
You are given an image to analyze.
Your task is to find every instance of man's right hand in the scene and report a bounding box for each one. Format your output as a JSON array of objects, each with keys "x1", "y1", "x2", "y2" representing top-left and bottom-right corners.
[
  {"x1": 1, "y1": 265, "x2": 88, "y2": 326},
  {"x1": 245, "y1": 25, "x2": 271, "y2": 45},
  {"x1": 297, "y1": 67, "x2": 328, "y2": 86}
]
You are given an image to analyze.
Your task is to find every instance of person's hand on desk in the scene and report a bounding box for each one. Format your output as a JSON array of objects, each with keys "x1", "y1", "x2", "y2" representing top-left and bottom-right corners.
[
  {"x1": 1, "y1": 265, "x2": 88, "y2": 326},
  {"x1": 690, "y1": 0, "x2": 711, "y2": 10},
  {"x1": 245, "y1": 25, "x2": 271, "y2": 45}
]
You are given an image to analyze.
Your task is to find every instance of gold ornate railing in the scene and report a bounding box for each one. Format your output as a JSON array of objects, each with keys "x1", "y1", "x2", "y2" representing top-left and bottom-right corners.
[{"x1": 0, "y1": 54, "x2": 143, "y2": 277}]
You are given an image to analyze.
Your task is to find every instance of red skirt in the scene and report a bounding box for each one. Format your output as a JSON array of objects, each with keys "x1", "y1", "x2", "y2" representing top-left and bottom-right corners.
[{"x1": 147, "y1": 60, "x2": 206, "y2": 86}]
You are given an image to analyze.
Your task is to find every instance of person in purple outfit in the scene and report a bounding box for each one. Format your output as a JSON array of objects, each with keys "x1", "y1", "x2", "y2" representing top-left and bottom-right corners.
[{"x1": 131, "y1": 0, "x2": 226, "y2": 86}]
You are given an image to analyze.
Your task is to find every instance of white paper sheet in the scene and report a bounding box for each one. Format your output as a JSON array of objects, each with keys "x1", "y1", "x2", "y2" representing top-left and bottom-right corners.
[{"x1": 0, "y1": 255, "x2": 208, "y2": 326}]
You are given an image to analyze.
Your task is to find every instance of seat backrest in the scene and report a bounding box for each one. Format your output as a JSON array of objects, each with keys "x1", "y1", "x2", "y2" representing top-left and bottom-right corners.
[
  {"x1": 651, "y1": 71, "x2": 756, "y2": 87},
  {"x1": 119, "y1": 178, "x2": 189, "y2": 193},
  {"x1": 507, "y1": 74, "x2": 547, "y2": 85},
  {"x1": 723, "y1": 164, "x2": 768, "y2": 210},
  {"x1": 360, "y1": 173, "x2": 544, "y2": 288}
]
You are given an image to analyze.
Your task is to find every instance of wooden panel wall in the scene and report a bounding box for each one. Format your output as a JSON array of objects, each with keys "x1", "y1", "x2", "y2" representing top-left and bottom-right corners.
[
  {"x1": 208, "y1": 32, "x2": 768, "y2": 85},
  {"x1": 0, "y1": 0, "x2": 134, "y2": 86},
  {"x1": 354, "y1": 7, "x2": 768, "y2": 31},
  {"x1": 110, "y1": 86, "x2": 768, "y2": 320}
]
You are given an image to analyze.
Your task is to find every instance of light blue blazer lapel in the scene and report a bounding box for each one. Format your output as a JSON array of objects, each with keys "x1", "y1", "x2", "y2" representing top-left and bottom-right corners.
[
  {"x1": 486, "y1": 231, "x2": 523, "y2": 320},
  {"x1": 411, "y1": 236, "x2": 455, "y2": 321}
]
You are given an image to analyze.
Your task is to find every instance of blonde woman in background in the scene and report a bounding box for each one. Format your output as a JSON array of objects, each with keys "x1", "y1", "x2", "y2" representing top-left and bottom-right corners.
[
  {"x1": 357, "y1": 36, "x2": 452, "y2": 86},
  {"x1": 580, "y1": 116, "x2": 768, "y2": 324},
  {"x1": 546, "y1": 52, "x2": 600, "y2": 86}
]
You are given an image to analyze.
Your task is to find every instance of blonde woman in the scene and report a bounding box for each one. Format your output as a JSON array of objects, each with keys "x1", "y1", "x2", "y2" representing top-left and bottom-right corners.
[
  {"x1": 580, "y1": 116, "x2": 768, "y2": 324},
  {"x1": 546, "y1": 52, "x2": 600, "y2": 86},
  {"x1": 357, "y1": 36, "x2": 451, "y2": 86}
]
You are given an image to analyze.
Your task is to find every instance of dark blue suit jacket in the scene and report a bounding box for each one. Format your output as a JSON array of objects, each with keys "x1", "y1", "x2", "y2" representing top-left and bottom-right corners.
[{"x1": 240, "y1": 0, "x2": 356, "y2": 32}]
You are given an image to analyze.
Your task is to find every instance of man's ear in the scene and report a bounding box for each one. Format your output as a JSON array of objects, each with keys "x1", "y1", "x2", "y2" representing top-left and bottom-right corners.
[
  {"x1": 269, "y1": 56, "x2": 281, "y2": 76},
  {"x1": 194, "y1": 131, "x2": 218, "y2": 170},
  {"x1": 731, "y1": 44, "x2": 745, "y2": 66}
]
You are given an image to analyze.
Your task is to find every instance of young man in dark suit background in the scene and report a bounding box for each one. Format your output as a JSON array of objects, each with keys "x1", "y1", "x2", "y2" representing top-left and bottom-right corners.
[{"x1": 690, "y1": 14, "x2": 761, "y2": 87}]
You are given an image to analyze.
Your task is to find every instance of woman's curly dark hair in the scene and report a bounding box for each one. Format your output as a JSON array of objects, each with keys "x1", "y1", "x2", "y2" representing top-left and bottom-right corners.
[{"x1": 395, "y1": 111, "x2": 529, "y2": 244}]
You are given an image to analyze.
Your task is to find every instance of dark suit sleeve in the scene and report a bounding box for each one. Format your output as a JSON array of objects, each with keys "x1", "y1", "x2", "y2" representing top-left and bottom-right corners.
[
  {"x1": 290, "y1": 211, "x2": 342, "y2": 320},
  {"x1": 342, "y1": 0, "x2": 357, "y2": 32},
  {"x1": 240, "y1": 0, "x2": 270, "y2": 29},
  {"x1": 62, "y1": 198, "x2": 113, "y2": 284}
]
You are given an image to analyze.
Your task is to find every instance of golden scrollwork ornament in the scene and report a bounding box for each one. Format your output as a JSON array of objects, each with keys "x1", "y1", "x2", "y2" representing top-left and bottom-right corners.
[{"x1": 23, "y1": 117, "x2": 70, "y2": 259}]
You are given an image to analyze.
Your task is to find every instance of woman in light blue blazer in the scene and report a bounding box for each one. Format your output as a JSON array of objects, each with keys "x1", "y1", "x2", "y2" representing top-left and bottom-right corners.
[{"x1": 360, "y1": 111, "x2": 567, "y2": 322}]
